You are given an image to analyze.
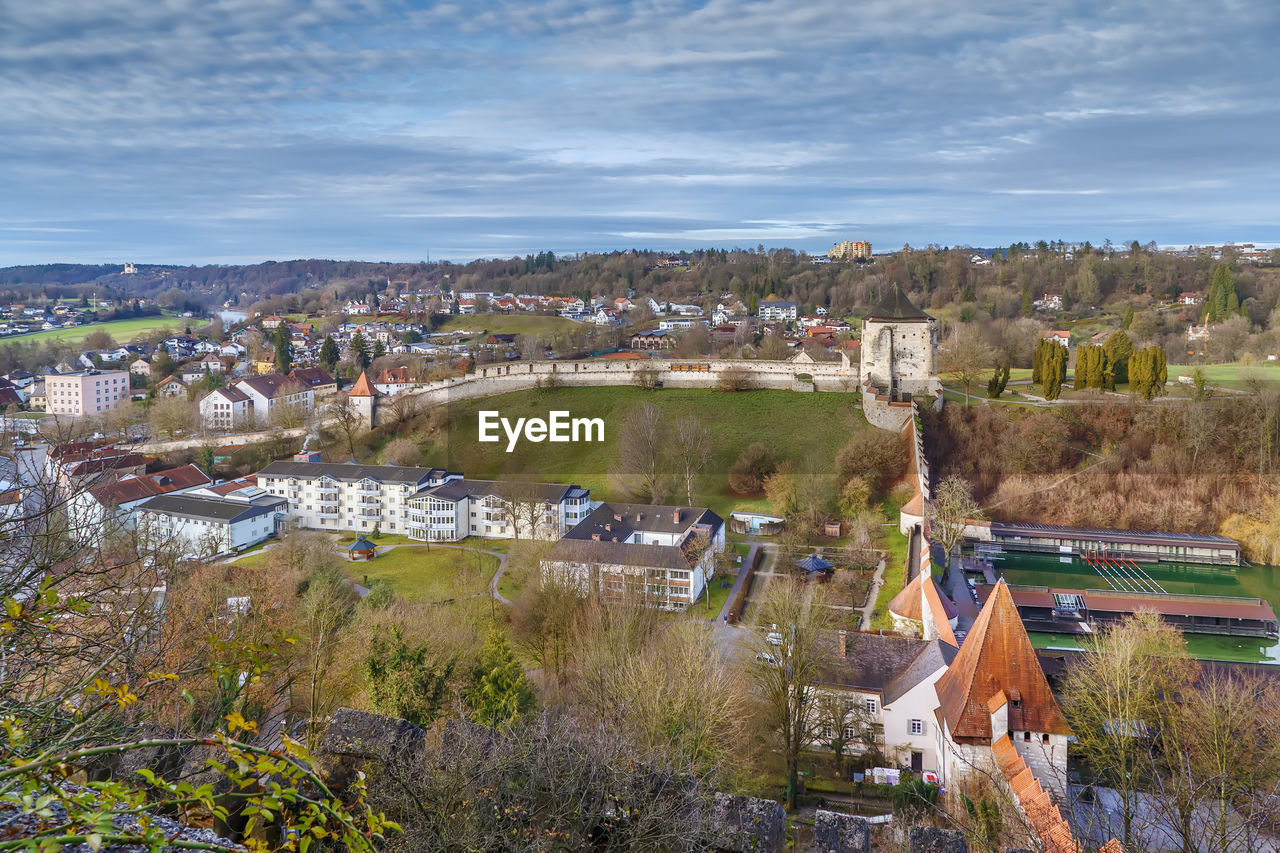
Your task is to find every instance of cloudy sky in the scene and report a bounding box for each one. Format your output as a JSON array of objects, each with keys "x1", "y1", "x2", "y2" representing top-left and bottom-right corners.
[{"x1": 2, "y1": 0, "x2": 1278, "y2": 264}]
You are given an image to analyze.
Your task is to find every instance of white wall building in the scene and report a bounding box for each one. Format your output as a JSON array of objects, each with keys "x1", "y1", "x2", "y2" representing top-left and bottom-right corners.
[
  {"x1": 758, "y1": 300, "x2": 798, "y2": 323},
  {"x1": 405, "y1": 478, "x2": 591, "y2": 542},
  {"x1": 257, "y1": 458, "x2": 457, "y2": 536},
  {"x1": 135, "y1": 486, "x2": 287, "y2": 555}
]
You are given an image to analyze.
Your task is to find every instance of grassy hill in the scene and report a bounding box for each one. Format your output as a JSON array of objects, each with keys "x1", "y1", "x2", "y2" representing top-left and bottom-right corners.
[
  {"x1": 18, "y1": 315, "x2": 185, "y2": 345},
  {"x1": 413, "y1": 386, "x2": 870, "y2": 518}
]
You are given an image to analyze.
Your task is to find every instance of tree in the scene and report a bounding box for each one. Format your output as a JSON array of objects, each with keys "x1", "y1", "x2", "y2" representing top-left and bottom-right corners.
[
  {"x1": 1061, "y1": 611, "x2": 1197, "y2": 849},
  {"x1": 318, "y1": 336, "x2": 340, "y2": 372},
  {"x1": 943, "y1": 328, "x2": 995, "y2": 406},
  {"x1": 985, "y1": 360, "x2": 1010, "y2": 399},
  {"x1": 727, "y1": 441, "x2": 776, "y2": 494},
  {"x1": 751, "y1": 577, "x2": 835, "y2": 810},
  {"x1": 383, "y1": 436, "x2": 424, "y2": 467},
  {"x1": 1205, "y1": 262, "x2": 1237, "y2": 323},
  {"x1": 466, "y1": 627, "x2": 534, "y2": 728},
  {"x1": 83, "y1": 329, "x2": 115, "y2": 350},
  {"x1": 717, "y1": 364, "x2": 754, "y2": 391},
  {"x1": 326, "y1": 394, "x2": 365, "y2": 458},
  {"x1": 671, "y1": 416, "x2": 712, "y2": 505},
  {"x1": 350, "y1": 331, "x2": 371, "y2": 370},
  {"x1": 273, "y1": 323, "x2": 293, "y2": 374},
  {"x1": 1121, "y1": 304, "x2": 1135, "y2": 330},
  {"x1": 1103, "y1": 330, "x2": 1133, "y2": 386},
  {"x1": 149, "y1": 394, "x2": 194, "y2": 438},
  {"x1": 925, "y1": 475, "x2": 983, "y2": 569},
  {"x1": 609, "y1": 402, "x2": 670, "y2": 502},
  {"x1": 364, "y1": 625, "x2": 456, "y2": 727},
  {"x1": 1075, "y1": 259, "x2": 1100, "y2": 306}
]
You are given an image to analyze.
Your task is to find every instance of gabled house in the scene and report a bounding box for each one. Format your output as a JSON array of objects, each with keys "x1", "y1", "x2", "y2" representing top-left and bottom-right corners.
[
  {"x1": 155, "y1": 375, "x2": 187, "y2": 398},
  {"x1": 68, "y1": 464, "x2": 212, "y2": 546}
]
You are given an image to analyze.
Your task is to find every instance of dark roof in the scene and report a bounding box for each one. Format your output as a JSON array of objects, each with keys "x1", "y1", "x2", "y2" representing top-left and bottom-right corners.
[
  {"x1": 989, "y1": 520, "x2": 1239, "y2": 551},
  {"x1": 137, "y1": 492, "x2": 284, "y2": 524},
  {"x1": 563, "y1": 502, "x2": 723, "y2": 543},
  {"x1": 544, "y1": 537, "x2": 692, "y2": 571},
  {"x1": 236, "y1": 374, "x2": 304, "y2": 399},
  {"x1": 289, "y1": 367, "x2": 336, "y2": 388},
  {"x1": 211, "y1": 386, "x2": 250, "y2": 403},
  {"x1": 816, "y1": 632, "x2": 955, "y2": 704},
  {"x1": 866, "y1": 285, "x2": 929, "y2": 322},
  {"x1": 258, "y1": 461, "x2": 445, "y2": 486},
  {"x1": 347, "y1": 536, "x2": 377, "y2": 553},
  {"x1": 796, "y1": 554, "x2": 834, "y2": 573},
  {"x1": 423, "y1": 478, "x2": 587, "y2": 503}
]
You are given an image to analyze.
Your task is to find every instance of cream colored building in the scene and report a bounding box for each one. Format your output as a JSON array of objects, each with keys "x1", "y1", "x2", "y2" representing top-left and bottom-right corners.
[
  {"x1": 828, "y1": 240, "x2": 872, "y2": 261},
  {"x1": 44, "y1": 369, "x2": 129, "y2": 416}
]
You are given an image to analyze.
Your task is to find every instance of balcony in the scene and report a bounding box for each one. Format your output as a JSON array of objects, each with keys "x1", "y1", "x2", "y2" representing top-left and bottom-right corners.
[
  {"x1": 316, "y1": 486, "x2": 339, "y2": 497},
  {"x1": 357, "y1": 483, "x2": 381, "y2": 493},
  {"x1": 356, "y1": 507, "x2": 381, "y2": 519},
  {"x1": 315, "y1": 498, "x2": 340, "y2": 508}
]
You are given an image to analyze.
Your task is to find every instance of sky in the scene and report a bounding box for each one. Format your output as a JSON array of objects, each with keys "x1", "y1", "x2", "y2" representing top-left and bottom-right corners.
[{"x1": 2, "y1": 0, "x2": 1279, "y2": 265}]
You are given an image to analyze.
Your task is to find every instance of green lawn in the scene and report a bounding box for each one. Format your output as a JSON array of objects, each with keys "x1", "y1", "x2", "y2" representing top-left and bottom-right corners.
[
  {"x1": 420, "y1": 386, "x2": 870, "y2": 520},
  {"x1": 344, "y1": 545, "x2": 498, "y2": 604},
  {"x1": 869, "y1": 522, "x2": 910, "y2": 630},
  {"x1": 1167, "y1": 361, "x2": 1280, "y2": 389},
  {"x1": 688, "y1": 568, "x2": 737, "y2": 618},
  {"x1": 437, "y1": 314, "x2": 578, "y2": 336},
  {"x1": 16, "y1": 315, "x2": 185, "y2": 345}
]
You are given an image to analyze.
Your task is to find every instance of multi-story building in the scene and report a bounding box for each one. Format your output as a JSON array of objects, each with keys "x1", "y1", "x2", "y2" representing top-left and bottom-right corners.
[
  {"x1": 540, "y1": 502, "x2": 725, "y2": 610},
  {"x1": 405, "y1": 478, "x2": 591, "y2": 542},
  {"x1": 198, "y1": 375, "x2": 313, "y2": 431},
  {"x1": 135, "y1": 484, "x2": 287, "y2": 556},
  {"x1": 67, "y1": 464, "x2": 212, "y2": 546},
  {"x1": 828, "y1": 240, "x2": 873, "y2": 261},
  {"x1": 199, "y1": 386, "x2": 254, "y2": 431},
  {"x1": 256, "y1": 458, "x2": 457, "y2": 536},
  {"x1": 43, "y1": 369, "x2": 129, "y2": 416},
  {"x1": 757, "y1": 300, "x2": 798, "y2": 324}
]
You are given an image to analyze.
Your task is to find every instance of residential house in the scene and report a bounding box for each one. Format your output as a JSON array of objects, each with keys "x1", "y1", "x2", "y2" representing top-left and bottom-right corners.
[
  {"x1": 200, "y1": 353, "x2": 224, "y2": 373},
  {"x1": 658, "y1": 317, "x2": 706, "y2": 331},
  {"x1": 231, "y1": 374, "x2": 314, "y2": 424},
  {"x1": 45, "y1": 443, "x2": 153, "y2": 495},
  {"x1": 155, "y1": 375, "x2": 187, "y2": 398},
  {"x1": 405, "y1": 478, "x2": 591, "y2": 542},
  {"x1": 130, "y1": 358, "x2": 152, "y2": 378},
  {"x1": 373, "y1": 366, "x2": 420, "y2": 396},
  {"x1": 289, "y1": 367, "x2": 338, "y2": 396},
  {"x1": 181, "y1": 363, "x2": 209, "y2": 384},
  {"x1": 1040, "y1": 330, "x2": 1071, "y2": 348},
  {"x1": 540, "y1": 503, "x2": 725, "y2": 611},
  {"x1": 261, "y1": 315, "x2": 285, "y2": 330},
  {"x1": 1033, "y1": 294, "x2": 1063, "y2": 312},
  {"x1": 630, "y1": 330, "x2": 675, "y2": 350},
  {"x1": 199, "y1": 386, "x2": 253, "y2": 431},
  {"x1": 67, "y1": 464, "x2": 212, "y2": 546}
]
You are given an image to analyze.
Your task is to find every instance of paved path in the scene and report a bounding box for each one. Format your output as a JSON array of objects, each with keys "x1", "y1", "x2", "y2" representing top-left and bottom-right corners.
[
  {"x1": 856, "y1": 554, "x2": 886, "y2": 628},
  {"x1": 715, "y1": 543, "x2": 759, "y2": 624}
]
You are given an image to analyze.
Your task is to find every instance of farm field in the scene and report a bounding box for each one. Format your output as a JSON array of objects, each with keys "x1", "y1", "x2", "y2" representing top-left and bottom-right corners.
[
  {"x1": 12, "y1": 315, "x2": 184, "y2": 345},
  {"x1": 437, "y1": 314, "x2": 579, "y2": 336},
  {"x1": 416, "y1": 385, "x2": 869, "y2": 520},
  {"x1": 1166, "y1": 361, "x2": 1280, "y2": 389}
]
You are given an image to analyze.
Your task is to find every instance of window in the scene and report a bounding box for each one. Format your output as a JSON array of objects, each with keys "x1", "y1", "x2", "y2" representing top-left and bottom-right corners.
[
  {"x1": 910, "y1": 719, "x2": 924, "y2": 736},
  {"x1": 1023, "y1": 731, "x2": 1032, "y2": 742},
  {"x1": 864, "y1": 698, "x2": 877, "y2": 715},
  {"x1": 1042, "y1": 733, "x2": 1050, "y2": 745}
]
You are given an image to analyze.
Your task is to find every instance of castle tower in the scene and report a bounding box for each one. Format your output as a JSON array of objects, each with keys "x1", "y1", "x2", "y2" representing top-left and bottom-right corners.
[
  {"x1": 859, "y1": 285, "x2": 943, "y2": 429},
  {"x1": 347, "y1": 370, "x2": 379, "y2": 430}
]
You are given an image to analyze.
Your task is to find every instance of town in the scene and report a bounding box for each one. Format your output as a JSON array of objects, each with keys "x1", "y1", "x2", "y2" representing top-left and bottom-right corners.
[{"x1": 2, "y1": 244, "x2": 1279, "y2": 851}]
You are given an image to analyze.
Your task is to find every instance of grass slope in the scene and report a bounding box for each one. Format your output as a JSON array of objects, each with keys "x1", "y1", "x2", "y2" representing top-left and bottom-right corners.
[
  {"x1": 417, "y1": 386, "x2": 870, "y2": 518},
  {"x1": 344, "y1": 545, "x2": 498, "y2": 604}
]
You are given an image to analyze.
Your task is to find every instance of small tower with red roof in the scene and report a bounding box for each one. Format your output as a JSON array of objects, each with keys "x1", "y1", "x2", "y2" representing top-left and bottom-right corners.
[{"x1": 347, "y1": 370, "x2": 379, "y2": 430}]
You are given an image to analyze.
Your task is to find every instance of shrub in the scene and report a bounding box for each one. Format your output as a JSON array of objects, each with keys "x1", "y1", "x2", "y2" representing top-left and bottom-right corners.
[{"x1": 727, "y1": 442, "x2": 776, "y2": 494}]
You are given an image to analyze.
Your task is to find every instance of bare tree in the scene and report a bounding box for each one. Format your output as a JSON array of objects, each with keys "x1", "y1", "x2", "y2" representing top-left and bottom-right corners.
[
  {"x1": 609, "y1": 402, "x2": 670, "y2": 502},
  {"x1": 751, "y1": 576, "x2": 835, "y2": 810},
  {"x1": 671, "y1": 416, "x2": 712, "y2": 506},
  {"x1": 325, "y1": 394, "x2": 364, "y2": 459},
  {"x1": 926, "y1": 475, "x2": 983, "y2": 570},
  {"x1": 717, "y1": 364, "x2": 754, "y2": 391},
  {"x1": 943, "y1": 327, "x2": 996, "y2": 406}
]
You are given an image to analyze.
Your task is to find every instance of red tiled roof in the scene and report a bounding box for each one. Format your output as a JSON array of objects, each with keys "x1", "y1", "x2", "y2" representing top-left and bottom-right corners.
[
  {"x1": 88, "y1": 464, "x2": 211, "y2": 506},
  {"x1": 935, "y1": 581, "x2": 1071, "y2": 742},
  {"x1": 347, "y1": 371, "x2": 377, "y2": 397}
]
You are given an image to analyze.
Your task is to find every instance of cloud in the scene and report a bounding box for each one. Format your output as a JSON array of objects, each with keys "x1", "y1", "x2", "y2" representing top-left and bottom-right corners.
[{"x1": 0, "y1": 0, "x2": 1278, "y2": 263}]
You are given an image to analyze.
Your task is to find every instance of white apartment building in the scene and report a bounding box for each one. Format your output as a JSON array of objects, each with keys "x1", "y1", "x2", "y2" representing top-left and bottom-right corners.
[
  {"x1": 405, "y1": 478, "x2": 592, "y2": 542},
  {"x1": 135, "y1": 486, "x2": 287, "y2": 556},
  {"x1": 757, "y1": 300, "x2": 798, "y2": 323},
  {"x1": 198, "y1": 375, "x2": 313, "y2": 431},
  {"x1": 199, "y1": 386, "x2": 253, "y2": 430},
  {"x1": 43, "y1": 369, "x2": 129, "y2": 416},
  {"x1": 540, "y1": 503, "x2": 725, "y2": 611},
  {"x1": 256, "y1": 458, "x2": 457, "y2": 536}
]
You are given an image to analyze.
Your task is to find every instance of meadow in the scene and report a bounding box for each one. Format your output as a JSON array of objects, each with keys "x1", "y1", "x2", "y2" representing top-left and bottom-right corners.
[{"x1": 15, "y1": 315, "x2": 184, "y2": 345}]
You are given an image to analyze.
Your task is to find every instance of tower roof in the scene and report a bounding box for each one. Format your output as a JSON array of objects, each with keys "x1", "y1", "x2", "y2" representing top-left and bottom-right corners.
[
  {"x1": 866, "y1": 284, "x2": 929, "y2": 322},
  {"x1": 889, "y1": 571, "x2": 959, "y2": 648},
  {"x1": 934, "y1": 580, "x2": 1070, "y2": 742},
  {"x1": 347, "y1": 370, "x2": 378, "y2": 397}
]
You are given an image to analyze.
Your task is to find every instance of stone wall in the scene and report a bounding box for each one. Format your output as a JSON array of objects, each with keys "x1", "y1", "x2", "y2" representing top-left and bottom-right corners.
[
  {"x1": 859, "y1": 319, "x2": 937, "y2": 395},
  {"x1": 374, "y1": 355, "x2": 858, "y2": 426}
]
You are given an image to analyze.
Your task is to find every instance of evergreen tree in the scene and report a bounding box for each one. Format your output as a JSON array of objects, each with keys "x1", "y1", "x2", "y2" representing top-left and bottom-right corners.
[
  {"x1": 986, "y1": 361, "x2": 1010, "y2": 399},
  {"x1": 1122, "y1": 304, "x2": 1135, "y2": 330},
  {"x1": 372, "y1": 340, "x2": 386, "y2": 360},
  {"x1": 351, "y1": 331, "x2": 371, "y2": 370},
  {"x1": 466, "y1": 628, "x2": 534, "y2": 729},
  {"x1": 364, "y1": 627, "x2": 456, "y2": 728},
  {"x1": 1020, "y1": 282, "x2": 1033, "y2": 317},
  {"x1": 273, "y1": 324, "x2": 293, "y2": 374},
  {"x1": 1104, "y1": 330, "x2": 1133, "y2": 386},
  {"x1": 318, "y1": 336, "x2": 339, "y2": 372},
  {"x1": 1206, "y1": 263, "x2": 1236, "y2": 323}
]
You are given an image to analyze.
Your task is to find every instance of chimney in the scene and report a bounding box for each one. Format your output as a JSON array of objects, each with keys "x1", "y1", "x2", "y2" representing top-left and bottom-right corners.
[
  {"x1": 591, "y1": 533, "x2": 600, "y2": 541},
  {"x1": 838, "y1": 630, "x2": 848, "y2": 659},
  {"x1": 635, "y1": 514, "x2": 643, "y2": 522},
  {"x1": 613, "y1": 513, "x2": 623, "y2": 522},
  {"x1": 672, "y1": 510, "x2": 681, "y2": 524}
]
